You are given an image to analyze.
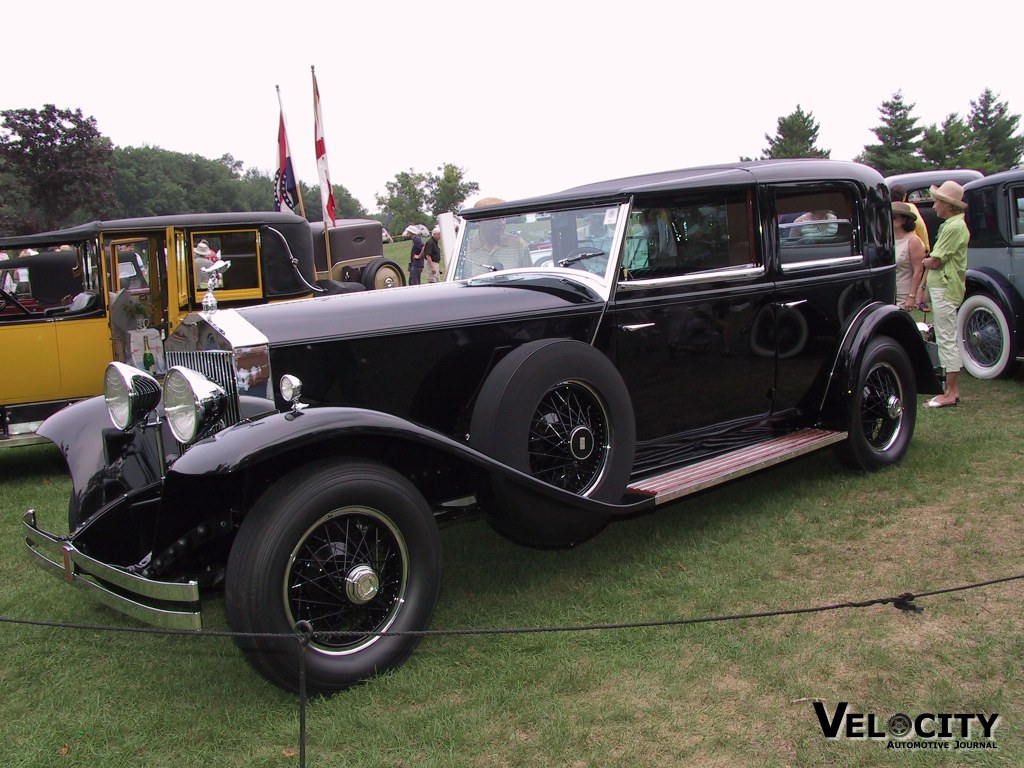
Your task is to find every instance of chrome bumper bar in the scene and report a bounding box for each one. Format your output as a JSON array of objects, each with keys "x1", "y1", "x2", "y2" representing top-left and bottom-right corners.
[{"x1": 23, "y1": 510, "x2": 202, "y2": 631}]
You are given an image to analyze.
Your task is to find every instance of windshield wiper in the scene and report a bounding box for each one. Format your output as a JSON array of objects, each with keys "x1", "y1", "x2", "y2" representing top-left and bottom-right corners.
[
  {"x1": 558, "y1": 249, "x2": 605, "y2": 267},
  {"x1": 462, "y1": 257, "x2": 502, "y2": 273}
]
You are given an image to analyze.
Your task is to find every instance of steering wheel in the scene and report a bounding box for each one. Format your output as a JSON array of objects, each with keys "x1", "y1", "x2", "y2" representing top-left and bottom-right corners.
[{"x1": 0, "y1": 287, "x2": 32, "y2": 316}]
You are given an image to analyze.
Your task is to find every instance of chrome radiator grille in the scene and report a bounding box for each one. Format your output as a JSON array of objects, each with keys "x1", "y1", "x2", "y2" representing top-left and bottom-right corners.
[{"x1": 164, "y1": 349, "x2": 241, "y2": 430}]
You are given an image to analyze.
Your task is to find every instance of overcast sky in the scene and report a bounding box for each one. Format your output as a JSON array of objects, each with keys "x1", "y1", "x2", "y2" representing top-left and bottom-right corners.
[{"x1": 5, "y1": 0, "x2": 1022, "y2": 213}]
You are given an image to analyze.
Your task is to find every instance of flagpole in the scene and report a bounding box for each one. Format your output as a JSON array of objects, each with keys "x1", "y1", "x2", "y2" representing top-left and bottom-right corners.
[
  {"x1": 276, "y1": 85, "x2": 305, "y2": 218},
  {"x1": 312, "y1": 65, "x2": 336, "y2": 270},
  {"x1": 312, "y1": 65, "x2": 336, "y2": 228}
]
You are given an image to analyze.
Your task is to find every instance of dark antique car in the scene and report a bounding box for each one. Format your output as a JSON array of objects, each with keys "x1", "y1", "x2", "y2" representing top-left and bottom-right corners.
[
  {"x1": 956, "y1": 168, "x2": 1024, "y2": 378},
  {"x1": 884, "y1": 169, "x2": 984, "y2": 245},
  {"x1": 24, "y1": 159, "x2": 940, "y2": 695}
]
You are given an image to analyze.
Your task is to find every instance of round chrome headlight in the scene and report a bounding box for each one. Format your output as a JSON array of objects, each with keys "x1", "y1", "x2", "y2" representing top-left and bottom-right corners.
[
  {"x1": 163, "y1": 366, "x2": 228, "y2": 444},
  {"x1": 104, "y1": 362, "x2": 161, "y2": 431}
]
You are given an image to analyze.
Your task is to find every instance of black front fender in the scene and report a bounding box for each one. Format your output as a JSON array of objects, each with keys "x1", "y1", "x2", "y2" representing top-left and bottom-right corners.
[{"x1": 167, "y1": 406, "x2": 654, "y2": 519}]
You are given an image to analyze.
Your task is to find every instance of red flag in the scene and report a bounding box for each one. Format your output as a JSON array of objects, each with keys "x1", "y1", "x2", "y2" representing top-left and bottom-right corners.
[
  {"x1": 274, "y1": 86, "x2": 304, "y2": 216},
  {"x1": 312, "y1": 67, "x2": 336, "y2": 228}
]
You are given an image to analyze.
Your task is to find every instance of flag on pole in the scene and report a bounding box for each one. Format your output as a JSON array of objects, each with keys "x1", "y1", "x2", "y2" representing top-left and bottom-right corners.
[
  {"x1": 273, "y1": 86, "x2": 305, "y2": 217},
  {"x1": 312, "y1": 66, "x2": 336, "y2": 228}
]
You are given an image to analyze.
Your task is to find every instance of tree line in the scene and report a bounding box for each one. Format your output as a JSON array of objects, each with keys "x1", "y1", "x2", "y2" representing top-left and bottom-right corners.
[
  {"x1": 754, "y1": 88, "x2": 1023, "y2": 174},
  {"x1": 1, "y1": 89, "x2": 1021, "y2": 237}
]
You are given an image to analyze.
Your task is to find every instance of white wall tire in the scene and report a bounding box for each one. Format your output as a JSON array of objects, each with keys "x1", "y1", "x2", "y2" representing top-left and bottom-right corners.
[{"x1": 958, "y1": 293, "x2": 1016, "y2": 379}]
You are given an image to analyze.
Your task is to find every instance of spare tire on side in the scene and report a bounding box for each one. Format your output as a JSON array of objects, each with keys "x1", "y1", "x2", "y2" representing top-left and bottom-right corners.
[
  {"x1": 361, "y1": 257, "x2": 406, "y2": 290},
  {"x1": 469, "y1": 339, "x2": 635, "y2": 548}
]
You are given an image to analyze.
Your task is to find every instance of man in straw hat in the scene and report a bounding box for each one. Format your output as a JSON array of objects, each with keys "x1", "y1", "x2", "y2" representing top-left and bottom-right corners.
[
  {"x1": 461, "y1": 197, "x2": 532, "y2": 278},
  {"x1": 921, "y1": 180, "x2": 970, "y2": 408}
]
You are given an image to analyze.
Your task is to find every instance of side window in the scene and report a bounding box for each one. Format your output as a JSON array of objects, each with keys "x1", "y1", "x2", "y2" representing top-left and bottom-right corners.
[
  {"x1": 174, "y1": 232, "x2": 189, "y2": 308},
  {"x1": 107, "y1": 238, "x2": 156, "y2": 329},
  {"x1": 965, "y1": 185, "x2": 1002, "y2": 247},
  {"x1": 1013, "y1": 187, "x2": 1024, "y2": 240},
  {"x1": 622, "y1": 191, "x2": 755, "y2": 280},
  {"x1": 776, "y1": 188, "x2": 857, "y2": 267},
  {"x1": 191, "y1": 230, "x2": 261, "y2": 298}
]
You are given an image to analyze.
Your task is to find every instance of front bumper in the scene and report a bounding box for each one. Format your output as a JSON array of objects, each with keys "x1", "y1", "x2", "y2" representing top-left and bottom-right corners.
[{"x1": 23, "y1": 510, "x2": 202, "y2": 631}]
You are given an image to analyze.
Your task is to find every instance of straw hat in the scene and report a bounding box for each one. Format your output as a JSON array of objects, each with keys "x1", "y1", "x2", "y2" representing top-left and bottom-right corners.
[
  {"x1": 474, "y1": 197, "x2": 506, "y2": 208},
  {"x1": 929, "y1": 180, "x2": 967, "y2": 210},
  {"x1": 194, "y1": 240, "x2": 214, "y2": 257},
  {"x1": 891, "y1": 201, "x2": 918, "y2": 222}
]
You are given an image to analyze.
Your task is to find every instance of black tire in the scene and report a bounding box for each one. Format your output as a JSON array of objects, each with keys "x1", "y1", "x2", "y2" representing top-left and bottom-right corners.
[
  {"x1": 958, "y1": 293, "x2": 1017, "y2": 379},
  {"x1": 361, "y1": 257, "x2": 405, "y2": 290},
  {"x1": 224, "y1": 459, "x2": 441, "y2": 695},
  {"x1": 836, "y1": 335, "x2": 916, "y2": 471},
  {"x1": 469, "y1": 339, "x2": 635, "y2": 548}
]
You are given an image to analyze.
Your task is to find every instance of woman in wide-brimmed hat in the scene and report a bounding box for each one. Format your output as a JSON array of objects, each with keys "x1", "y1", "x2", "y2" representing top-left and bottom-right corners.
[
  {"x1": 921, "y1": 180, "x2": 970, "y2": 408},
  {"x1": 892, "y1": 201, "x2": 927, "y2": 311}
]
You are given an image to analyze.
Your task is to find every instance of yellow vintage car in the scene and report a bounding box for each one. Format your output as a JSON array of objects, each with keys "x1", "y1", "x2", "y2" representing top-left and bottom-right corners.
[{"x1": 0, "y1": 212, "x2": 398, "y2": 447}]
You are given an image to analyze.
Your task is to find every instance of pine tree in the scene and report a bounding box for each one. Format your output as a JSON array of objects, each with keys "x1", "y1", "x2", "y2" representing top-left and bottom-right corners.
[
  {"x1": 858, "y1": 91, "x2": 925, "y2": 175},
  {"x1": 761, "y1": 105, "x2": 830, "y2": 159},
  {"x1": 918, "y1": 114, "x2": 992, "y2": 170},
  {"x1": 967, "y1": 88, "x2": 1024, "y2": 173}
]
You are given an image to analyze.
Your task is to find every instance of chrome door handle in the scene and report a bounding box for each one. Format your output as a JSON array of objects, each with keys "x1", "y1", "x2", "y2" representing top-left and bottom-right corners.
[{"x1": 619, "y1": 323, "x2": 656, "y2": 332}]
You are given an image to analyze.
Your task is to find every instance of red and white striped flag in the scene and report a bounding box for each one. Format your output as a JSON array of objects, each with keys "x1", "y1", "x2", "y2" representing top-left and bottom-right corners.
[{"x1": 312, "y1": 66, "x2": 336, "y2": 228}]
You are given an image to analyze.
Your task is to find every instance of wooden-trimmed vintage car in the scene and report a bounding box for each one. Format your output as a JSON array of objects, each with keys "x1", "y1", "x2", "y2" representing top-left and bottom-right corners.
[
  {"x1": 23, "y1": 160, "x2": 940, "y2": 694},
  {"x1": 0, "y1": 213, "x2": 401, "y2": 447}
]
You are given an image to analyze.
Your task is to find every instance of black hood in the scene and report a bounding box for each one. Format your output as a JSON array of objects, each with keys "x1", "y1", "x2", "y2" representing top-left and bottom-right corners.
[{"x1": 234, "y1": 275, "x2": 604, "y2": 346}]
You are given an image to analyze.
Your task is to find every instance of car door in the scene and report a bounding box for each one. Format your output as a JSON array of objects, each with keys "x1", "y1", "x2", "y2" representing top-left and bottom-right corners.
[
  {"x1": 769, "y1": 183, "x2": 875, "y2": 412},
  {"x1": 607, "y1": 189, "x2": 776, "y2": 444}
]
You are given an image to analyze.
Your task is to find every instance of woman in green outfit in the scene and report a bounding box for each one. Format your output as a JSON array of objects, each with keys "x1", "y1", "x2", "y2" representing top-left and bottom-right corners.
[{"x1": 920, "y1": 180, "x2": 969, "y2": 408}]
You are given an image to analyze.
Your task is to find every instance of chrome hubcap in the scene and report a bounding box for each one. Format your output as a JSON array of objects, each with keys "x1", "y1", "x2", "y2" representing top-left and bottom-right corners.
[
  {"x1": 885, "y1": 394, "x2": 902, "y2": 420},
  {"x1": 345, "y1": 564, "x2": 381, "y2": 604},
  {"x1": 568, "y1": 425, "x2": 595, "y2": 461}
]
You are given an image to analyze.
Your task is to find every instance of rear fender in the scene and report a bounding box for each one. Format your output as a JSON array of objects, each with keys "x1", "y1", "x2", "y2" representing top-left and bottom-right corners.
[{"x1": 821, "y1": 302, "x2": 942, "y2": 418}]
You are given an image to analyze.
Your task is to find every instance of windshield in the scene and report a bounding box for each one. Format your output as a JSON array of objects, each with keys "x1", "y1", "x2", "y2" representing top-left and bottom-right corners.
[
  {"x1": 451, "y1": 204, "x2": 623, "y2": 283},
  {"x1": 0, "y1": 243, "x2": 100, "y2": 317}
]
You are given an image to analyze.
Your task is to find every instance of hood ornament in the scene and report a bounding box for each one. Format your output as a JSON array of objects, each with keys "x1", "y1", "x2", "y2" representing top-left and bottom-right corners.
[{"x1": 201, "y1": 259, "x2": 232, "y2": 313}]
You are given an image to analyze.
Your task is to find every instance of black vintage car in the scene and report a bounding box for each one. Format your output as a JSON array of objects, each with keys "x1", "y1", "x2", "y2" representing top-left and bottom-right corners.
[
  {"x1": 957, "y1": 168, "x2": 1024, "y2": 378},
  {"x1": 24, "y1": 159, "x2": 940, "y2": 695}
]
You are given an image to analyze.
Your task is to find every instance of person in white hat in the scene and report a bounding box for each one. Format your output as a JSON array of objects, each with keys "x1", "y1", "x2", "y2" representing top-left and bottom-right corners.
[
  {"x1": 921, "y1": 180, "x2": 969, "y2": 408},
  {"x1": 193, "y1": 239, "x2": 218, "y2": 289}
]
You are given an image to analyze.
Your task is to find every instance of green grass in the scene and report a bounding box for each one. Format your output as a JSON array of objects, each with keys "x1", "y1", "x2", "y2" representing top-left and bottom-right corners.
[{"x1": 2, "y1": 371, "x2": 1023, "y2": 766}]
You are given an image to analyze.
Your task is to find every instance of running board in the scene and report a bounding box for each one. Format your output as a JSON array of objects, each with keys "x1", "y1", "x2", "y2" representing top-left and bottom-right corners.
[{"x1": 627, "y1": 428, "x2": 847, "y2": 506}]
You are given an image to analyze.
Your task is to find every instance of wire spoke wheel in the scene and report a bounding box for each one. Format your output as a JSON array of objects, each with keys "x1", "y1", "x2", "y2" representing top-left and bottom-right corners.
[
  {"x1": 837, "y1": 335, "x2": 916, "y2": 471},
  {"x1": 958, "y1": 293, "x2": 1016, "y2": 379},
  {"x1": 527, "y1": 380, "x2": 610, "y2": 494},
  {"x1": 964, "y1": 306, "x2": 1003, "y2": 366},
  {"x1": 286, "y1": 507, "x2": 408, "y2": 654},
  {"x1": 225, "y1": 460, "x2": 440, "y2": 694},
  {"x1": 859, "y1": 361, "x2": 903, "y2": 452}
]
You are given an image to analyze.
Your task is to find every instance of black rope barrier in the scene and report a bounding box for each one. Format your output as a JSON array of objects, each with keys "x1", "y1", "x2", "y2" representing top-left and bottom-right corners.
[{"x1": 2, "y1": 571, "x2": 1022, "y2": 768}]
